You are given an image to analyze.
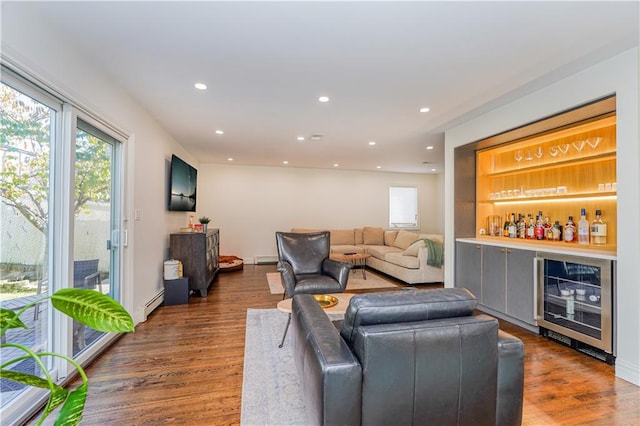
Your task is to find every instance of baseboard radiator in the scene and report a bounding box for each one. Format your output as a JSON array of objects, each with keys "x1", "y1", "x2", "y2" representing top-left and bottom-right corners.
[
  {"x1": 145, "y1": 290, "x2": 164, "y2": 317},
  {"x1": 254, "y1": 255, "x2": 279, "y2": 265}
]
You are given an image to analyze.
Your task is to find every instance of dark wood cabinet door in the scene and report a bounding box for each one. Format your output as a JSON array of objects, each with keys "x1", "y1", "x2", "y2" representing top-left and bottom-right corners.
[{"x1": 170, "y1": 229, "x2": 219, "y2": 297}]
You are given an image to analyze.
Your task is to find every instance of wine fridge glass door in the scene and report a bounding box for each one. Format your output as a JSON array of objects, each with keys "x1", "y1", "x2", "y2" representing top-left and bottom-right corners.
[{"x1": 537, "y1": 252, "x2": 613, "y2": 353}]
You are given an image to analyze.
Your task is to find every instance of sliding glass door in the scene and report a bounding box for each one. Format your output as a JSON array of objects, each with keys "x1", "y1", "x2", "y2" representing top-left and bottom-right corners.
[
  {"x1": 72, "y1": 119, "x2": 121, "y2": 356},
  {"x1": 0, "y1": 78, "x2": 57, "y2": 408},
  {"x1": 1, "y1": 69, "x2": 125, "y2": 423}
]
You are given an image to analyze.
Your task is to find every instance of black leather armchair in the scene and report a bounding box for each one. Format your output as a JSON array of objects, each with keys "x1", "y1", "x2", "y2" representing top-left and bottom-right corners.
[
  {"x1": 275, "y1": 231, "x2": 351, "y2": 297},
  {"x1": 275, "y1": 231, "x2": 352, "y2": 347},
  {"x1": 291, "y1": 288, "x2": 525, "y2": 426}
]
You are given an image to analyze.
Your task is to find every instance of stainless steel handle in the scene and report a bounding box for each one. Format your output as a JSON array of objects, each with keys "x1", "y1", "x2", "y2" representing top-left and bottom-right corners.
[
  {"x1": 500, "y1": 248, "x2": 507, "y2": 253},
  {"x1": 533, "y1": 257, "x2": 540, "y2": 323}
]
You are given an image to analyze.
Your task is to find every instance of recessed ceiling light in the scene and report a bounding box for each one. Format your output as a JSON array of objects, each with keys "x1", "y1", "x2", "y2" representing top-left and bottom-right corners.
[
  {"x1": 419, "y1": 107, "x2": 430, "y2": 113},
  {"x1": 318, "y1": 96, "x2": 330, "y2": 103},
  {"x1": 227, "y1": 157, "x2": 234, "y2": 161},
  {"x1": 333, "y1": 163, "x2": 339, "y2": 167},
  {"x1": 426, "y1": 145, "x2": 434, "y2": 150},
  {"x1": 283, "y1": 161, "x2": 289, "y2": 165},
  {"x1": 376, "y1": 165, "x2": 382, "y2": 169},
  {"x1": 194, "y1": 83, "x2": 207, "y2": 90},
  {"x1": 297, "y1": 136, "x2": 305, "y2": 141},
  {"x1": 216, "y1": 130, "x2": 224, "y2": 135},
  {"x1": 431, "y1": 168, "x2": 437, "y2": 172},
  {"x1": 368, "y1": 141, "x2": 376, "y2": 146}
]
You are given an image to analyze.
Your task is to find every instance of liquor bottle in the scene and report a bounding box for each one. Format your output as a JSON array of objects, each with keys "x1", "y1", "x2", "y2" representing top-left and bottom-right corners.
[
  {"x1": 578, "y1": 208, "x2": 589, "y2": 245},
  {"x1": 527, "y1": 214, "x2": 535, "y2": 239},
  {"x1": 508, "y1": 213, "x2": 517, "y2": 238},
  {"x1": 518, "y1": 214, "x2": 526, "y2": 239},
  {"x1": 552, "y1": 221, "x2": 562, "y2": 241},
  {"x1": 564, "y1": 216, "x2": 576, "y2": 243},
  {"x1": 590, "y1": 209, "x2": 607, "y2": 245},
  {"x1": 535, "y1": 213, "x2": 545, "y2": 240},
  {"x1": 503, "y1": 213, "x2": 510, "y2": 237},
  {"x1": 544, "y1": 216, "x2": 553, "y2": 240}
]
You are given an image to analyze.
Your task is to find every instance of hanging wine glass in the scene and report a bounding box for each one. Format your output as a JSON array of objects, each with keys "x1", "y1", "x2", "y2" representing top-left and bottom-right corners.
[
  {"x1": 524, "y1": 150, "x2": 533, "y2": 161},
  {"x1": 549, "y1": 146, "x2": 559, "y2": 158},
  {"x1": 535, "y1": 146, "x2": 543, "y2": 159},
  {"x1": 558, "y1": 143, "x2": 570, "y2": 155},
  {"x1": 586, "y1": 137, "x2": 602, "y2": 150},
  {"x1": 572, "y1": 140, "x2": 585, "y2": 153},
  {"x1": 514, "y1": 150, "x2": 523, "y2": 163}
]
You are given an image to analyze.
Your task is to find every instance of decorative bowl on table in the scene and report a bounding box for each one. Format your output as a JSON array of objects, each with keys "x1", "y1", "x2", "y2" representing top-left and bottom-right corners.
[{"x1": 314, "y1": 294, "x2": 339, "y2": 309}]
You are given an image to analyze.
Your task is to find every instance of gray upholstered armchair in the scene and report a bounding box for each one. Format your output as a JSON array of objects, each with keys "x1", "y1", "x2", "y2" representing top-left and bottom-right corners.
[
  {"x1": 275, "y1": 231, "x2": 351, "y2": 297},
  {"x1": 275, "y1": 231, "x2": 352, "y2": 347},
  {"x1": 291, "y1": 288, "x2": 525, "y2": 426}
]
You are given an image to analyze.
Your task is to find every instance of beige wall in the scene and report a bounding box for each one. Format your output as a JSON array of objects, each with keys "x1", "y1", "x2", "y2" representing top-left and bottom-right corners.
[{"x1": 197, "y1": 164, "x2": 443, "y2": 263}]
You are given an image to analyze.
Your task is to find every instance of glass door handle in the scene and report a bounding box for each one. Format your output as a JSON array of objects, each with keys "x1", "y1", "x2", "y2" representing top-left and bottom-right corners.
[{"x1": 108, "y1": 229, "x2": 120, "y2": 250}]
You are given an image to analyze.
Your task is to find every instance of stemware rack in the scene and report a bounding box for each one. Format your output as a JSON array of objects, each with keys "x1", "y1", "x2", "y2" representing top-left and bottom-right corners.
[{"x1": 475, "y1": 113, "x2": 617, "y2": 251}]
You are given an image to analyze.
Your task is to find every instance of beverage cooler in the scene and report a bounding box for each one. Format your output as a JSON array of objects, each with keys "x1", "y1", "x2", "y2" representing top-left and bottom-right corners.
[{"x1": 536, "y1": 252, "x2": 615, "y2": 364}]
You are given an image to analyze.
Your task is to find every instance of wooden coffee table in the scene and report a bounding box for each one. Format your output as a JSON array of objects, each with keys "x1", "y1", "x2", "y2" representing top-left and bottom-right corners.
[
  {"x1": 330, "y1": 253, "x2": 371, "y2": 279},
  {"x1": 276, "y1": 293, "x2": 355, "y2": 348},
  {"x1": 277, "y1": 293, "x2": 355, "y2": 315}
]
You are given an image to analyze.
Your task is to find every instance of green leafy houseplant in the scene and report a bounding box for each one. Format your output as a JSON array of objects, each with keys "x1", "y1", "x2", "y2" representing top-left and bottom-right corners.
[
  {"x1": 1, "y1": 289, "x2": 134, "y2": 425},
  {"x1": 198, "y1": 216, "x2": 211, "y2": 224}
]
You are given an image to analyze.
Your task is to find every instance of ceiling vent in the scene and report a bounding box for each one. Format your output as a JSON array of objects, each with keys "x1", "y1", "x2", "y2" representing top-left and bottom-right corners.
[
  {"x1": 310, "y1": 134, "x2": 324, "y2": 141},
  {"x1": 422, "y1": 161, "x2": 432, "y2": 164}
]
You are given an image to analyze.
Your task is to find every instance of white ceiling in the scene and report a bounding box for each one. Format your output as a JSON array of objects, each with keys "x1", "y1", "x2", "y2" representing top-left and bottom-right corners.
[{"x1": 9, "y1": 1, "x2": 639, "y2": 174}]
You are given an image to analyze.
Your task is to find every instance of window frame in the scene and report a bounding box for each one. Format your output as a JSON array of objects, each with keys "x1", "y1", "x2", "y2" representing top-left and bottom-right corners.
[{"x1": 388, "y1": 185, "x2": 419, "y2": 229}]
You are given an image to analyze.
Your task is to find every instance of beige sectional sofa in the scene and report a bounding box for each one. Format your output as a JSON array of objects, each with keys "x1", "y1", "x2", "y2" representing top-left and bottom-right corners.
[{"x1": 290, "y1": 227, "x2": 444, "y2": 284}]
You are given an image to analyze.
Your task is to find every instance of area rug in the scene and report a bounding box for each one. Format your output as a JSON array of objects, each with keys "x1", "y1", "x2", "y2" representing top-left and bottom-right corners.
[
  {"x1": 266, "y1": 270, "x2": 400, "y2": 295},
  {"x1": 241, "y1": 308, "x2": 309, "y2": 425}
]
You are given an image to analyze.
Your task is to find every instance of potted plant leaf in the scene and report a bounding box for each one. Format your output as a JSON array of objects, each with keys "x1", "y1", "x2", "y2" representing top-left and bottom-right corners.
[
  {"x1": 198, "y1": 216, "x2": 211, "y2": 232},
  {"x1": 1, "y1": 289, "x2": 134, "y2": 425}
]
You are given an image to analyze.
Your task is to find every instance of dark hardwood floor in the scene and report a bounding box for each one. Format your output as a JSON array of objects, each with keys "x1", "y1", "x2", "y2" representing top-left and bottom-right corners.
[{"x1": 43, "y1": 265, "x2": 639, "y2": 425}]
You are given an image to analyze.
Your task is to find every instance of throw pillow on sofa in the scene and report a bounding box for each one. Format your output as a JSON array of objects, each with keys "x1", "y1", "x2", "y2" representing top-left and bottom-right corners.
[
  {"x1": 393, "y1": 230, "x2": 419, "y2": 250},
  {"x1": 330, "y1": 229, "x2": 355, "y2": 245},
  {"x1": 384, "y1": 230, "x2": 399, "y2": 246},
  {"x1": 403, "y1": 235, "x2": 444, "y2": 256},
  {"x1": 363, "y1": 227, "x2": 384, "y2": 245},
  {"x1": 403, "y1": 240, "x2": 425, "y2": 256}
]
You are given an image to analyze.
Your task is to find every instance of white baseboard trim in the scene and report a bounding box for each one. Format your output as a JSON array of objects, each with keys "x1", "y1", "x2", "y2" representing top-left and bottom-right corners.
[
  {"x1": 615, "y1": 357, "x2": 640, "y2": 386},
  {"x1": 144, "y1": 290, "x2": 164, "y2": 318},
  {"x1": 254, "y1": 255, "x2": 278, "y2": 264}
]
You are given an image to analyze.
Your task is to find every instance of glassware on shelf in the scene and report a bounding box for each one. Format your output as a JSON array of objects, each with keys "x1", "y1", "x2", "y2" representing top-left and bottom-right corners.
[
  {"x1": 525, "y1": 150, "x2": 533, "y2": 161},
  {"x1": 586, "y1": 137, "x2": 602, "y2": 149},
  {"x1": 514, "y1": 150, "x2": 523, "y2": 163},
  {"x1": 558, "y1": 143, "x2": 570, "y2": 155},
  {"x1": 572, "y1": 140, "x2": 585, "y2": 153},
  {"x1": 535, "y1": 146, "x2": 544, "y2": 159},
  {"x1": 549, "y1": 146, "x2": 559, "y2": 157}
]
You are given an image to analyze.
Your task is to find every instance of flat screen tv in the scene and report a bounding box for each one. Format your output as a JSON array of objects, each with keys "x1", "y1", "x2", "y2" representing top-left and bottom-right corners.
[{"x1": 168, "y1": 154, "x2": 197, "y2": 212}]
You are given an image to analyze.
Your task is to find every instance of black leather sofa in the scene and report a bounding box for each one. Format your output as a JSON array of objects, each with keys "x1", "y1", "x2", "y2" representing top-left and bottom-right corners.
[{"x1": 291, "y1": 288, "x2": 524, "y2": 426}]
